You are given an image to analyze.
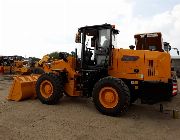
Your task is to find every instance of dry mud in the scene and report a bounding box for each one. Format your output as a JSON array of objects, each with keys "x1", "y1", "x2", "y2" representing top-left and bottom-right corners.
[{"x1": 0, "y1": 75, "x2": 180, "y2": 140}]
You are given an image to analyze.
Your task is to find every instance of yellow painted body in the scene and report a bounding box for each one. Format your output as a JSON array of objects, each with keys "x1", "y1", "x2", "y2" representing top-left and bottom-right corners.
[
  {"x1": 10, "y1": 60, "x2": 30, "y2": 74},
  {"x1": 0, "y1": 66, "x2": 3, "y2": 73},
  {"x1": 50, "y1": 56, "x2": 80, "y2": 96},
  {"x1": 8, "y1": 56, "x2": 80, "y2": 101},
  {"x1": 12, "y1": 66, "x2": 30, "y2": 74},
  {"x1": 34, "y1": 55, "x2": 51, "y2": 73},
  {"x1": 8, "y1": 75, "x2": 40, "y2": 101},
  {"x1": 8, "y1": 49, "x2": 171, "y2": 101},
  {"x1": 38, "y1": 55, "x2": 50, "y2": 66},
  {"x1": 108, "y1": 49, "x2": 171, "y2": 83},
  {"x1": 13, "y1": 61, "x2": 24, "y2": 68},
  {"x1": 42, "y1": 64, "x2": 51, "y2": 73},
  {"x1": 35, "y1": 55, "x2": 50, "y2": 68},
  {"x1": 3, "y1": 66, "x2": 11, "y2": 74}
]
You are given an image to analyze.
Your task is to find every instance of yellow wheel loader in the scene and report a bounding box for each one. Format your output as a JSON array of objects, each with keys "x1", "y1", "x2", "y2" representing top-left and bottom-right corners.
[
  {"x1": 0, "y1": 56, "x2": 3, "y2": 73},
  {"x1": 12, "y1": 60, "x2": 31, "y2": 75},
  {"x1": 0, "y1": 56, "x2": 30, "y2": 75},
  {"x1": 31, "y1": 55, "x2": 51, "y2": 74},
  {"x1": 1, "y1": 56, "x2": 13, "y2": 74},
  {"x1": 8, "y1": 24, "x2": 177, "y2": 116}
]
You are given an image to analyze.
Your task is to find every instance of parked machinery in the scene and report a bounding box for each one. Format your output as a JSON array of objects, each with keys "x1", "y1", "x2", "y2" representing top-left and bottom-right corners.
[
  {"x1": 31, "y1": 55, "x2": 51, "y2": 74},
  {"x1": 8, "y1": 24, "x2": 177, "y2": 116},
  {"x1": 0, "y1": 56, "x2": 4, "y2": 73},
  {"x1": 133, "y1": 32, "x2": 178, "y2": 96},
  {"x1": 1, "y1": 56, "x2": 14, "y2": 74}
]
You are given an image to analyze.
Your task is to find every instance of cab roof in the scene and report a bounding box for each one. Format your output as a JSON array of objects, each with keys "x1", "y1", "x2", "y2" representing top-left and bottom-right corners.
[{"x1": 78, "y1": 23, "x2": 119, "y2": 33}]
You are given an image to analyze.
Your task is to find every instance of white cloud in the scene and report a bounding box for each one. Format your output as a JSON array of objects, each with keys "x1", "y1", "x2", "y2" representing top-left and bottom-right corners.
[
  {"x1": 0, "y1": 0, "x2": 134, "y2": 58},
  {"x1": 0, "y1": 0, "x2": 180, "y2": 58},
  {"x1": 118, "y1": 3, "x2": 180, "y2": 56}
]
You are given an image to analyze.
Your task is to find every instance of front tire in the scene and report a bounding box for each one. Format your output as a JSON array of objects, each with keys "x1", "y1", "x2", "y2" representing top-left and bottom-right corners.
[
  {"x1": 32, "y1": 67, "x2": 45, "y2": 74},
  {"x1": 92, "y1": 77, "x2": 130, "y2": 116},
  {"x1": 36, "y1": 73, "x2": 63, "y2": 105}
]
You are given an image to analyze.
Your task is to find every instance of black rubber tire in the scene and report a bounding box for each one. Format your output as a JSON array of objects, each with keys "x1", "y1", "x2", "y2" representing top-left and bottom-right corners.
[
  {"x1": 32, "y1": 67, "x2": 45, "y2": 74},
  {"x1": 92, "y1": 77, "x2": 130, "y2": 116},
  {"x1": 36, "y1": 73, "x2": 63, "y2": 105}
]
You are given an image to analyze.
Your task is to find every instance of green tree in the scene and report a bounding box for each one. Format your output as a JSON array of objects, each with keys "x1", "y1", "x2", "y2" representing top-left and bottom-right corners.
[
  {"x1": 49, "y1": 51, "x2": 59, "y2": 60},
  {"x1": 29, "y1": 57, "x2": 40, "y2": 62}
]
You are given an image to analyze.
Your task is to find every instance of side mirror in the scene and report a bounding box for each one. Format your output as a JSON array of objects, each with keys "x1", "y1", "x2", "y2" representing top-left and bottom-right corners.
[
  {"x1": 172, "y1": 47, "x2": 179, "y2": 55},
  {"x1": 163, "y1": 42, "x2": 171, "y2": 52},
  {"x1": 168, "y1": 45, "x2": 171, "y2": 51},
  {"x1": 75, "y1": 32, "x2": 81, "y2": 43}
]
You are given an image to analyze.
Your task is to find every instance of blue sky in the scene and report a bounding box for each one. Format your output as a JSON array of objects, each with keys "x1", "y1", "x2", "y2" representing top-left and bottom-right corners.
[
  {"x1": 0, "y1": 0, "x2": 180, "y2": 58},
  {"x1": 133, "y1": 0, "x2": 180, "y2": 17}
]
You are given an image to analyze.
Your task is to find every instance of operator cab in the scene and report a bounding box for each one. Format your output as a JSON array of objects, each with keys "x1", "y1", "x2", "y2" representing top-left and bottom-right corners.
[
  {"x1": 75, "y1": 24, "x2": 119, "y2": 96},
  {"x1": 76, "y1": 24, "x2": 119, "y2": 70}
]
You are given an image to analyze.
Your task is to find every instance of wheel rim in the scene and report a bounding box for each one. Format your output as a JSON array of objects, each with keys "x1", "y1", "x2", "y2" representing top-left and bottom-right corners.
[
  {"x1": 99, "y1": 87, "x2": 119, "y2": 108},
  {"x1": 40, "y1": 80, "x2": 53, "y2": 98}
]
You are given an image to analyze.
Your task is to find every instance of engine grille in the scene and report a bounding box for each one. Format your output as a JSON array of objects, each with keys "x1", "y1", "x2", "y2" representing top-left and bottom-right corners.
[{"x1": 148, "y1": 60, "x2": 155, "y2": 76}]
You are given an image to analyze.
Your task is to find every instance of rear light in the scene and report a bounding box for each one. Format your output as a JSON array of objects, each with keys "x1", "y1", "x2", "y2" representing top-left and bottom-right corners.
[{"x1": 172, "y1": 82, "x2": 178, "y2": 96}]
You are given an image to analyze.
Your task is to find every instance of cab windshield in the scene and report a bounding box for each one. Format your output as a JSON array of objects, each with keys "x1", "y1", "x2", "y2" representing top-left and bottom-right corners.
[{"x1": 98, "y1": 29, "x2": 111, "y2": 48}]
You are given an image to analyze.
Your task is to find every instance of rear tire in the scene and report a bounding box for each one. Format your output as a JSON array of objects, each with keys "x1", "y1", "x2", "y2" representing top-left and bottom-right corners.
[
  {"x1": 36, "y1": 73, "x2": 63, "y2": 105},
  {"x1": 92, "y1": 77, "x2": 130, "y2": 116}
]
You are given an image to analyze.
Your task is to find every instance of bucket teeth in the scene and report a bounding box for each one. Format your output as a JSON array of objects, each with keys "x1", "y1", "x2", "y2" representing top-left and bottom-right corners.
[{"x1": 7, "y1": 75, "x2": 40, "y2": 101}]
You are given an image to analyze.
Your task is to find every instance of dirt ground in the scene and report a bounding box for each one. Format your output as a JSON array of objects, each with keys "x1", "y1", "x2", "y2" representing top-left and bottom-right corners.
[{"x1": 0, "y1": 75, "x2": 180, "y2": 140}]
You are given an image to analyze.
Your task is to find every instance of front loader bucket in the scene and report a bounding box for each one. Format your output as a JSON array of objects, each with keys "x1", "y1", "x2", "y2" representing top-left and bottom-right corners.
[{"x1": 7, "y1": 75, "x2": 40, "y2": 101}]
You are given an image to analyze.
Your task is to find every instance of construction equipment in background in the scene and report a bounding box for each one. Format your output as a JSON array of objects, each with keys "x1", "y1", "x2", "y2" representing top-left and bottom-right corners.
[
  {"x1": 171, "y1": 56, "x2": 180, "y2": 78},
  {"x1": 163, "y1": 42, "x2": 180, "y2": 78},
  {"x1": 133, "y1": 32, "x2": 164, "y2": 51},
  {"x1": 163, "y1": 42, "x2": 179, "y2": 55},
  {"x1": 0, "y1": 55, "x2": 51, "y2": 75},
  {"x1": 31, "y1": 54, "x2": 51, "y2": 74},
  {"x1": 0, "y1": 66, "x2": 3, "y2": 73},
  {"x1": 0, "y1": 55, "x2": 27, "y2": 74},
  {"x1": 12, "y1": 60, "x2": 31, "y2": 75},
  {"x1": 8, "y1": 24, "x2": 177, "y2": 116},
  {"x1": 35, "y1": 55, "x2": 50, "y2": 67},
  {"x1": 0, "y1": 56, "x2": 3, "y2": 73},
  {"x1": 133, "y1": 32, "x2": 179, "y2": 55},
  {"x1": 1, "y1": 56, "x2": 14, "y2": 74}
]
